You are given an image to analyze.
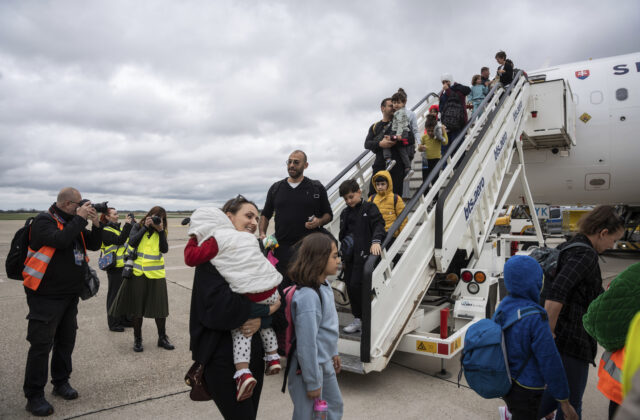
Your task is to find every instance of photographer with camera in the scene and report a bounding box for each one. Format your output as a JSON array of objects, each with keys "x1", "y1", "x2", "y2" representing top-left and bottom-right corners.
[
  {"x1": 22, "y1": 187, "x2": 103, "y2": 416},
  {"x1": 99, "y1": 207, "x2": 134, "y2": 332},
  {"x1": 109, "y1": 206, "x2": 174, "y2": 352}
]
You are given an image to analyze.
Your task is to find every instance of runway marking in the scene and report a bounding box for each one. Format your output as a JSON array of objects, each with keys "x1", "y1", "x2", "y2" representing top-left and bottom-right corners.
[
  {"x1": 169, "y1": 243, "x2": 187, "y2": 250},
  {"x1": 64, "y1": 389, "x2": 190, "y2": 419}
]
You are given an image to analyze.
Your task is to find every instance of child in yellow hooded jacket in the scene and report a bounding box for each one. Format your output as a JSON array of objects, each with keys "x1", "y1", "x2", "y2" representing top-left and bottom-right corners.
[{"x1": 368, "y1": 170, "x2": 407, "y2": 237}]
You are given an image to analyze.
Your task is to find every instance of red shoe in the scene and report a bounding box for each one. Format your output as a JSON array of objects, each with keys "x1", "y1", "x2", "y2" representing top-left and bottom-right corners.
[
  {"x1": 265, "y1": 358, "x2": 282, "y2": 375},
  {"x1": 235, "y1": 373, "x2": 257, "y2": 401}
]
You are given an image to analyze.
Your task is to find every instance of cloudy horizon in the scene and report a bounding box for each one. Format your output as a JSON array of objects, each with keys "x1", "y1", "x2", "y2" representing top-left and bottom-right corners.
[{"x1": 1, "y1": 0, "x2": 638, "y2": 211}]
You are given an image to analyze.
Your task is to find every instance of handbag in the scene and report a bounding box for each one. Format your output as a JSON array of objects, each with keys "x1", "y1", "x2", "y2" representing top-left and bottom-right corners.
[
  {"x1": 184, "y1": 361, "x2": 211, "y2": 401},
  {"x1": 80, "y1": 263, "x2": 100, "y2": 300},
  {"x1": 98, "y1": 251, "x2": 115, "y2": 271}
]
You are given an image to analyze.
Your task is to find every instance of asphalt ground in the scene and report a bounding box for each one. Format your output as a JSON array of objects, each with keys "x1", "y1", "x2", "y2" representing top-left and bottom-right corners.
[{"x1": 0, "y1": 219, "x2": 635, "y2": 419}]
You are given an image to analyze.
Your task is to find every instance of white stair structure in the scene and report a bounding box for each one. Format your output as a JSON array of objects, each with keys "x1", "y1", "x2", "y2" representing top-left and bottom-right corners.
[{"x1": 321, "y1": 72, "x2": 572, "y2": 373}]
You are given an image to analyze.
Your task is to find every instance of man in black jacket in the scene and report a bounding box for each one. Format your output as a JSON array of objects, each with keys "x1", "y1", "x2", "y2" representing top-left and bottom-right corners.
[
  {"x1": 23, "y1": 187, "x2": 102, "y2": 417},
  {"x1": 338, "y1": 179, "x2": 385, "y2": 334},
  {"x1": 364, "y1": 97, "x2": 406, "y2": 197}
]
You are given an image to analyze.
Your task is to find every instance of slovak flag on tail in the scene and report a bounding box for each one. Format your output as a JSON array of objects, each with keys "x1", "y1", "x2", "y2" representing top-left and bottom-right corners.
[{"x1": 575, "y1": 70, "x2": 590, "y2": 80}]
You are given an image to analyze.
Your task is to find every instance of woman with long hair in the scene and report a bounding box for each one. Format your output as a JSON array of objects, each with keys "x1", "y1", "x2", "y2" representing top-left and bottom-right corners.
[{"x1": 109, "y1": 206, "x2": 174, "y2": 352}]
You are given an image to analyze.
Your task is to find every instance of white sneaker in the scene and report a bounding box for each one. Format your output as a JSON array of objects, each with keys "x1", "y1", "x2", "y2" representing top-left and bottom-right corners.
[{"x1": 343, "y1": 318, "x2": 362, "y2": 333}]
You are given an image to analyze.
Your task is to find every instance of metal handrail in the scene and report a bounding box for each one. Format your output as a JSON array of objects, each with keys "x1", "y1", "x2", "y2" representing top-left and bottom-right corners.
[
  {"x1": 435, "y1": 70, "x2": 524, "y2": 248},
  {"x1": 326, "y1": 150, "x2": 370, "y2": 191},
  {"x1": 359, "y1": 72, "x2": 525, "y2": 363}
]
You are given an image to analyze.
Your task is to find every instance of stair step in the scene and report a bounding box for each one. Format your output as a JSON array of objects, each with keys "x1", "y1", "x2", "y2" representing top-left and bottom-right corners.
[
  {"x1": 339, "y1": 353, "x2": 365, "y2": 374},
  {"x1": 339, "y1": 324, "x2": 362, "y2": 342}
]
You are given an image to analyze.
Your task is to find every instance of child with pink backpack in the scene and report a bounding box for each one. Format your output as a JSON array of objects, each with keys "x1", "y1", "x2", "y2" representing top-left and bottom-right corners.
[{"x1": 282, "y1": 233, "x2": 343, "y2": 420}]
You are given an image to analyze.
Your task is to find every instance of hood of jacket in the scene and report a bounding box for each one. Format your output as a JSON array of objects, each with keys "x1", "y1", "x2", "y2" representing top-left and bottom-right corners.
[
  {"x1": 371, "y1": 170, "x2": 393, "y2": 197},
  {"x1": 188, "y1": 207, "x2": 235, "y2": 245},
  {"x1": 504, "y1": 254, "x2": 543, "y2": 303}
]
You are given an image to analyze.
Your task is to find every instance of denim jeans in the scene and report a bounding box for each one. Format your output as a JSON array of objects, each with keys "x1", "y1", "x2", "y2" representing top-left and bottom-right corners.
[{"x1": 538, "y1": 353, "x2": 589, "y2": 420}]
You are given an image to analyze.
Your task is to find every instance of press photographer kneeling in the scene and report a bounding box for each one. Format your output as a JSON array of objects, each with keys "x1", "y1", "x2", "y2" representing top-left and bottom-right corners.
[{"x1": 109, "y1": 206, "x2": 174, "y2": 352}]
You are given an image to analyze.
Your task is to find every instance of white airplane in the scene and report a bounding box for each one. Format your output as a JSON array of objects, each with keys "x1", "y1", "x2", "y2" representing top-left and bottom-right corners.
[{"x1": 507, "y1": 52, "x2": 640, "y2": 217}]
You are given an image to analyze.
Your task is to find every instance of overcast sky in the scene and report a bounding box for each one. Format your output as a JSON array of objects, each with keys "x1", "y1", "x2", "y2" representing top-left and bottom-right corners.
[{"x1": 1, "y1": 0, "x2": 638, "y2": 211}]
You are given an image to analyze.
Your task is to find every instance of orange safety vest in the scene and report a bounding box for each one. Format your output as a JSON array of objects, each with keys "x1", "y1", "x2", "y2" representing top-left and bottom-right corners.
[
  {"x1": 22, "y1": 214, "x2": 89, "y2": 291},
  {"x1": 597, "y1": 348, "x2": 625, "y2": 404}
]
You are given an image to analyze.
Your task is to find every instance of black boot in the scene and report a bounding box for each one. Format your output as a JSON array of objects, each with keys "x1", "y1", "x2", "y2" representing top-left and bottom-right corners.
[
  {"x1": 25, "y1": 396, "x2": 54, "y2": 416},
  {"x1": 133, "y1": 337, "x2": 143, "y2": 352},
  {"x1": 157, "y1": 335, "x2": 175, "y2": 350},
  {"x1": 52, "y1": 382, "x2": 78, "y2": 400}
]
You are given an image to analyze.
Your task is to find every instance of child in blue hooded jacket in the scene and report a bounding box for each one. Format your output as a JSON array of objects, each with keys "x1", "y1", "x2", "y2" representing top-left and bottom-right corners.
[{"x1": 495, "y1": 255, "x2": 578, "y2": 420}]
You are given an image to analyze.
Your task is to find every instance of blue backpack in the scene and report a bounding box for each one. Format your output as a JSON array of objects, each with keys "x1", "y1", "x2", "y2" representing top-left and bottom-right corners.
[{"x1": 458, "y1": 306, "x2": 545, "y2": 399}]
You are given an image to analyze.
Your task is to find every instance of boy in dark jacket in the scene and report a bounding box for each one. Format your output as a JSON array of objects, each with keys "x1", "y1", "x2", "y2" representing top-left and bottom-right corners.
[
  {"x1": 338, "y1": 179, "x2": 385, "y2": 334},
  {"x1": 495, "y1": 255, "x2": 578, "y2": 420}
]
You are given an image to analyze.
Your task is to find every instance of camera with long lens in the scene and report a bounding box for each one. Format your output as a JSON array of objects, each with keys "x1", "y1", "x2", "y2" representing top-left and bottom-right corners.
[
  {"x1": 78, "y1": 199, "x2": 109, "y2": 213},
  {"x1": 151, "y1": 216, "x2": 162, "y2": 225},
  {"x1": 121, "y1": 248, "x2": 137, "y2": 279}
]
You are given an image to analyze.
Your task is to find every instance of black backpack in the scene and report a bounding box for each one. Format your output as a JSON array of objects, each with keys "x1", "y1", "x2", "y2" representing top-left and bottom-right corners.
[
  {"x1": 529, "y1": 242, "x2": 594, "y2": 302},
  {"x1": 5, "y1": 217, "x2": 35, "y2": 280},
  {"x1": 441, "y1": 92, "x2": 465, "y2": 132}
]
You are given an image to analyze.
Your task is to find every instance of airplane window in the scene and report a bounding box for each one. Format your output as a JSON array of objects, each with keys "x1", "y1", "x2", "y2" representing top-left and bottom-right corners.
[
  {"x1": 572, "y1": 93, "x2": 579, "y2": 104},
  {"x1": 616, "y1": 88, "x2": 628, "y2": 101},
  {"x1": 590, "y1": 91, "x2": 603, "y2": 105}
]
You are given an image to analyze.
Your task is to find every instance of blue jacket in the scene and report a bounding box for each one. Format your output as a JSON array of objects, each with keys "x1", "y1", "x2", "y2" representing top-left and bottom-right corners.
[
  {"x1": 468, "y1": 84, "x2": 489, "y2": 105},
  {"x1": 291, "y1": 283, "x2": 339, "y2": 392},
  {"x1": 494, "y1": 255, "x2": 570, "y2": 401}
]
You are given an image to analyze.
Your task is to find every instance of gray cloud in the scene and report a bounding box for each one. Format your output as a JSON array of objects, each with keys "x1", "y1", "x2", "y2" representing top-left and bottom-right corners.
[{"x1": 1, "y1": 0, "x2": 639, "y2": 210}]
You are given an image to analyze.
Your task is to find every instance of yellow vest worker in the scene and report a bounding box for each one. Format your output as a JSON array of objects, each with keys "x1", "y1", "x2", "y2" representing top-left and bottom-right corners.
[
  {"x1": 132, "y1": 230, "x2": 166, "y2": 279},
  {"x1": 101, "y1": 226, "x2": 128, "y2": 268},
  {"x1": 107, "y1": 208, "x2": 173, "y2": 353}
]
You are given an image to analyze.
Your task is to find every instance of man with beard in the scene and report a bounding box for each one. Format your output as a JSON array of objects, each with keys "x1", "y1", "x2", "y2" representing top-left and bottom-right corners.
[
  {"x1": 259, "y1": 150, "x2": 333, "y2": 289},
  {"x1": 22, "y1": 187, "x2": 102, "y2": 416},
  {"x1": 364, "y1": 98, "x2": 406, "y2": 197}
]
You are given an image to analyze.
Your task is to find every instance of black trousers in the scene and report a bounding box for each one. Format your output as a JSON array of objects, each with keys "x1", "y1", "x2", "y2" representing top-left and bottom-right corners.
[
  {"x1": 421, "y1": 158, "x2": 441, "y2": 196},
  {"x1": 503, "y1": 382, "x2": 544, "y2": 420},
  {"x1": 24, "y1": 294, "x2": 79, "y2": 399},
  {"x1": 344, "y1": 262, "x2": 364, "y2": 319},
  {"x1": 204, "y1": 332, "x2": 265, "y2": 420},
  {"x1": 106, "y1": 267, "x2": 125, "y2": 328}
]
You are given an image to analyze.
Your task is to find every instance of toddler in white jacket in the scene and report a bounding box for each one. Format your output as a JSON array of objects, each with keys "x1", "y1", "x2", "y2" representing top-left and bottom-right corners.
[{"x1": 188, "y1": 206, "x2": 282, "y2": 401}]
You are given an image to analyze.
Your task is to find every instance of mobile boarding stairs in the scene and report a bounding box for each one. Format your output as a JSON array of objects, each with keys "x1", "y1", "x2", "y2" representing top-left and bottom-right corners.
[{"x1": 322, "y1": 71, "x2": 576, "y2": 374}]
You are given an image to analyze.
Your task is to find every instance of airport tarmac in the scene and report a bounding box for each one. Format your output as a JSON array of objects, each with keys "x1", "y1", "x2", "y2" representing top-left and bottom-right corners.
[{"x1": 0, "y1": 219, "x2": 636, "y2": 419}]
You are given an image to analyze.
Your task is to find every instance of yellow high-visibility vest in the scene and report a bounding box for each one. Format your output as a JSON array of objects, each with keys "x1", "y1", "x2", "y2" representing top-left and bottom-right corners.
[
  {"x1": 623, "y1": 312, "x2": 640, "y2": 397},
  {"x1": 132, "y1": 230, "x2": 165, "y2": 279},
  {"x1": 101, "y1": 226, "x2": 128, "y2": 268}
]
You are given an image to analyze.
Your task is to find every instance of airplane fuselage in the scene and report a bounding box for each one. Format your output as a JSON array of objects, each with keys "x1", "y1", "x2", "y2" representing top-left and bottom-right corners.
[{"x1": 510, "y1": 52, "x2": 640, "y2": 206}]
